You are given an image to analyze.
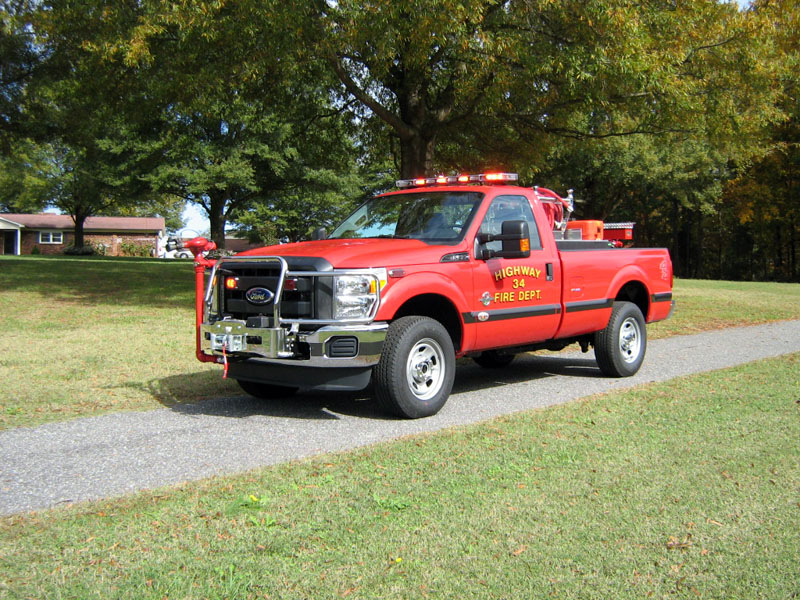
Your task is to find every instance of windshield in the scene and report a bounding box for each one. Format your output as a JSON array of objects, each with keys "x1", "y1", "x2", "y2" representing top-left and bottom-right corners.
[{"x1": 329, "y1": 191, "x2": 483, "y2": 243}]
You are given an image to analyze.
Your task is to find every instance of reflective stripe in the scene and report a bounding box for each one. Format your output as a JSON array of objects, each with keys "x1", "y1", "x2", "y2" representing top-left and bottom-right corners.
[
  {"x1": 462, "y1": 304, "x2": 561, "y2": 324},
  {"x1": 564, "y1": 298, "x2": 614, "y2": 313}
]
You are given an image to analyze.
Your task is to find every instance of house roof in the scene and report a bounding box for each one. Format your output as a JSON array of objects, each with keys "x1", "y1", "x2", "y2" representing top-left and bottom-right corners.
[
  {"x1": 0, "y1": 213, "x2": 165, "y2": 232},
  {"x1": 0, "y1": 215, "x2": 24, "y2": 227}
]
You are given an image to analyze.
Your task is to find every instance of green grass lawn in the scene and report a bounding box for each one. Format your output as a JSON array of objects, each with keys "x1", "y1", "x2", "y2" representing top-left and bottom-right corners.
[
  {"x1": 1, "y1": 254, "x2": 799, "y2": 429},
  {"x1": 0, "y1": 255, "x2": 236, "y2": 430},
  {"x1": 1, "y1": 353, "x2": 797, "y2": 599}
]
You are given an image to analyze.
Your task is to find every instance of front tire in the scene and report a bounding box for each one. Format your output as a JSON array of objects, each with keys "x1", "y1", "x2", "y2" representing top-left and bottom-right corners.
[
  {"x1": 594, "y1": 301, "x2": 647, "y2": 377},
  {"x1": 373, "y1": 316, "x2": 456, "y2": 418},
  {"x1": 237, "y1": 379, "x2": 298, "y2": 399}
]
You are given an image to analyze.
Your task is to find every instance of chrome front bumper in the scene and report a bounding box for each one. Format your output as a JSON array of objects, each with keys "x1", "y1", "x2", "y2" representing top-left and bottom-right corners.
[{"x1": 200, "y1": 320, "x2": 388, "y2": 367}]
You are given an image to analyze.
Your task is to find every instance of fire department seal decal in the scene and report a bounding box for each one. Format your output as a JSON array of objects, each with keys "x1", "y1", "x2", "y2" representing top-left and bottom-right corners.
[{"x1": 245, "y1": 287, "x2": 274, "y2": 305}]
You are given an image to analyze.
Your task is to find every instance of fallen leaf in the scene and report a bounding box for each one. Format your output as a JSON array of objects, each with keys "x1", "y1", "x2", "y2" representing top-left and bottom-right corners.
[{"x1": 512, "y1": 545, "x2": 527, "y2": 556}]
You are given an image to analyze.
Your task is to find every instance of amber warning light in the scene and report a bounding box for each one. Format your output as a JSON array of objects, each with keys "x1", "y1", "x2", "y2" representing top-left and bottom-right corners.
[
  {"x1": 225, "y1": 277, "x2": 238, "y2": 290},
  {"x1": 396, "y1": 172, "x2": 518, "y2": 188}
]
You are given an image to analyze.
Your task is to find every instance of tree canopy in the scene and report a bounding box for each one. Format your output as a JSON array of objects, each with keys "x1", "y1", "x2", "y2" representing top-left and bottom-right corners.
[
  {"x1": 309, "y1": 0, "x2": 782, "y2": 177},
  {"x1": 0, "y1": 0, "x2": 797, "y2": 280}
]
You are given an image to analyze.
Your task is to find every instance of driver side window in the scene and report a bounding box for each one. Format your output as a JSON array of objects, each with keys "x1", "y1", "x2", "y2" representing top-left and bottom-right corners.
[{"x1": 478, "y1": 195, "x2": 541, "y2": 253}]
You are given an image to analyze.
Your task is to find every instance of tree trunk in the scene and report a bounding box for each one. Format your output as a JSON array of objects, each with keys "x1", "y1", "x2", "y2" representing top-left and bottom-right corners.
[
  {"x1": 207, "y1": 192, "x2": 227, "y2": 249},
  {"x1": 71, "y1": 206, "x2": 92, "y2": 248},
  {"x1": 399, "y1": 133, "x2": 436, "y2": 179},
  {"x1": 670, "y1": 198, "x2": 681, "y2": 277}
]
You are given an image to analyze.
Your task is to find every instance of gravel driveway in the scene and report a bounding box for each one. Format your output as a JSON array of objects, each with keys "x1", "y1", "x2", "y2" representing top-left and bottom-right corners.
[{"x1": 2, "y1": 321, "x2": 799, "y2": 516}]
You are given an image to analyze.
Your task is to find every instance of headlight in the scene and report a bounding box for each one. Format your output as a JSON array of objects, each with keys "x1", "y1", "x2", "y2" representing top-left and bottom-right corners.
[{"x1": 333, "y1": 271, "x2": 386, "y2": 320}]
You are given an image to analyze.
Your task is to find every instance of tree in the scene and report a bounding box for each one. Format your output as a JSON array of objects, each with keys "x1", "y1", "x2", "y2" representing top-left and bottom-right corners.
[
  {"x1": 0, "y1": 139, "x2": 55, "y2": 213},
  {"x1": 712, "y1": 0, "x2": 800, "y2": 281},
  {"x1": 139, "y1": 97, "x2": 297, "y2": 247},
  {"x1": 104, "y1": 0, "x2": 371, "y2": 247},
  {"x1": 307, "y1": 0, "x2": 781, "y2": 178},
  {"x1": 0, "y1": 0, "x2": 40, "y2": 154},
  {"x1": 540, "y1": 133, "x2": 730, "y2": 278},
  {"x1": 113, "y1": 194, "x2": 186, "y2": 232},
  {"x1": 21, "y1": 0, "x2": 167, "y2": 247}
]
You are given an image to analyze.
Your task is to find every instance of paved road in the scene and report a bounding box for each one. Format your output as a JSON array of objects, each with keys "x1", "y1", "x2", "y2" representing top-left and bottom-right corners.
[{"x1": 2, "y1": 321, "x2": 799, "y2": 516}]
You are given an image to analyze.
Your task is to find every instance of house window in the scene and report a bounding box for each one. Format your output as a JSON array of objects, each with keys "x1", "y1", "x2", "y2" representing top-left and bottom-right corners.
[{"x1": 39, "y1": 231, "x2": 64, "y2": 244}]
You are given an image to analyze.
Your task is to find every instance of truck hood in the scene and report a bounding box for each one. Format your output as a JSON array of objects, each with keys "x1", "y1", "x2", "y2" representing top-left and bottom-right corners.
[{"x1": 236, "y1": 238, "x2": 465, "y2": 269}]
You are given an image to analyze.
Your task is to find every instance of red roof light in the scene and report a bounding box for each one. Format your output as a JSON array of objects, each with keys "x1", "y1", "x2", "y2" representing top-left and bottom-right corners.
[
  {"x1": 395, "y1": 172, "x2": 519, "y2": 188},
  {"x1": 484, "y1": 172, "x2": 518, "y2": 182}
]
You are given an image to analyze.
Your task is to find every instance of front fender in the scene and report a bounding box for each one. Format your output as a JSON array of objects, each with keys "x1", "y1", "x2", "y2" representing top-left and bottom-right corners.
[{"x1": 376, "y1": 268, "x2": 472, "y2": 322}]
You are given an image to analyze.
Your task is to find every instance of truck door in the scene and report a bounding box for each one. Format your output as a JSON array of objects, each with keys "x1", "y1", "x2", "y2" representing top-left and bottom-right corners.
[{"x1": 469, "y1": 194, "x2": 561, "y2": 350}]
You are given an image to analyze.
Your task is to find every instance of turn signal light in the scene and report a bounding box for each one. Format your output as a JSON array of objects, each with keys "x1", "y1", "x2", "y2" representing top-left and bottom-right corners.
[{"x1": 225, "y1": 277, "x2": 238, "y2": 290}]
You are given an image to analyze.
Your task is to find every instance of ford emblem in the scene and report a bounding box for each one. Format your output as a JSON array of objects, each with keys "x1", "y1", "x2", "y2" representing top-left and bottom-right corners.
[{"x1": 245, "y1": 287, "x2": 274, "y2": 305}]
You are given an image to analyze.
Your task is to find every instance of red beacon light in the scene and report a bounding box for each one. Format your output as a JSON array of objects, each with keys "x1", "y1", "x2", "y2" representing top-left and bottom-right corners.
[
  {"x1": 484, "y1": 172, "x2": 518, "y2": 182},
  {"x1": 396, "y1": 172, "x2": 518, "y2": 188}
]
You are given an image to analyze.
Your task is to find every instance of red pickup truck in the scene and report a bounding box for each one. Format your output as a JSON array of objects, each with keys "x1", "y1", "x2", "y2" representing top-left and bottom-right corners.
[{"x1": 192, "y1": 173, "x2": 674, "y2": 418}]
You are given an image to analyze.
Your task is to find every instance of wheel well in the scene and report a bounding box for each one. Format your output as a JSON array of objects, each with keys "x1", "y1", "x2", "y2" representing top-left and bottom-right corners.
[
  {"x1": 392, "y1": 294, "x2": 463, "y2": 351},
  {"x1": 615, "y1": 281, "x2": 649, "y2": 319}
]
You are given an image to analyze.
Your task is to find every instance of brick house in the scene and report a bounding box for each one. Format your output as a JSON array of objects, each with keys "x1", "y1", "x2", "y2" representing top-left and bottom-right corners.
[{"x1": 0, "y1": 213, "x2": 165, "y2": 256}]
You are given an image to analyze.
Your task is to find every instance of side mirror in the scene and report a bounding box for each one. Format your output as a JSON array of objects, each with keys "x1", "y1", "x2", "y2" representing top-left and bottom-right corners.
[
  {"x1": 311, "y1": 227, "x2": 327, "y2": 240},
  {"x1": 477, "y1": 220, "x2": 531, "y2": 260}
]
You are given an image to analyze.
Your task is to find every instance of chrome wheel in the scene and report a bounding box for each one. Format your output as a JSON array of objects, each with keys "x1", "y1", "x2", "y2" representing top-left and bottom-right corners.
[
  {"x1": 405, "y1": 337, "x2": 446, "y2": 400},
  {"x1": 619, "y1": 316, "x2": 642, "y2": 363}
]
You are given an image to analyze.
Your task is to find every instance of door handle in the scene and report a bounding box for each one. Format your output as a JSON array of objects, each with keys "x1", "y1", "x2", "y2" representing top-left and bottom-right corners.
[{"x1": 546, "y1": 263, "x2": 554, "y2": 281}]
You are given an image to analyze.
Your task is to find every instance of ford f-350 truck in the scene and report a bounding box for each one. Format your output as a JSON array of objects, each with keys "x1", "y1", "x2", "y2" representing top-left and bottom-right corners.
[{"x1": 190, "y1": 173, "x2": 674, "y2": 418}]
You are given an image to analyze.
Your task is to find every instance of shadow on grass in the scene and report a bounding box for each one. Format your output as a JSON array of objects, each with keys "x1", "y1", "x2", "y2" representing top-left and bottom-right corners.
[{"x1": 137, "y1": 353, "x2": 602, "y2": 421}]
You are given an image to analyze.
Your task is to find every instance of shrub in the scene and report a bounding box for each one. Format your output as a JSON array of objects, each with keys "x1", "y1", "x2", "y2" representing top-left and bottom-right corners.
[
  {"x1": 31, "y1": 245, "x2": 40, "y2": 255},
  {"x1": 119, "y1": 241, "x2": 151, "y2": 257},
  {"x1": 63, "y1": 244, "x2": 96, "y2": 256}
]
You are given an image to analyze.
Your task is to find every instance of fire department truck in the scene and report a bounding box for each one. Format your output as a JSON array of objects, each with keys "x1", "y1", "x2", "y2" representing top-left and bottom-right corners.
[{"x1": 187, "y1": 173, "x2": 674, "y2": 418}]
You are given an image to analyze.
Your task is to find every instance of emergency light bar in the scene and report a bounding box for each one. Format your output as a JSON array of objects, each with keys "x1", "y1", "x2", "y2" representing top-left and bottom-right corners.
[{"x1": 396, "y1": 172, "x2": 518, "y2": 188}]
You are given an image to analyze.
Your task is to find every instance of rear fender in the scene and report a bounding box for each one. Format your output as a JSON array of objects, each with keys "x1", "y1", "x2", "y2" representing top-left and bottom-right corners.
[{"x1": 607, "y1": 265, "x2": 651, "y2": 321}]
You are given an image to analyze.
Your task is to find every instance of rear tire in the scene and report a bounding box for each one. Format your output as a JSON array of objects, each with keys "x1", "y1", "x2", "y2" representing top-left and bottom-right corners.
[
  {"x1": 237, "y1": 379, "x2": 298, "y2": 399},
  {"x1": 373, "y1": 316, "x2": 456, "y2": 418},
  {"x1": 473, "y1": 350, "x2": 515, "y2": 368},
  {"x1": 594, "y1": 301, "x2": 646, "y2": 377}
]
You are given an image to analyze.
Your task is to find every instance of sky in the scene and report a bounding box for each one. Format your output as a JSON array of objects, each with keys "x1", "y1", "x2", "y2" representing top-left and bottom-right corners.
[{"x1": 182, "y1": 202, "x2": 209, "y2": 237}]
